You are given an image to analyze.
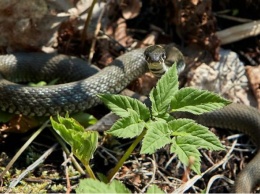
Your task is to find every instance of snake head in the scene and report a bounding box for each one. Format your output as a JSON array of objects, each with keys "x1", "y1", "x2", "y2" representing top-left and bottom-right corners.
[
  {"x1": 144, "y1": 45, "x2": 185, "y2": 78},
  {"x1": 144, "y1": 45, "x2": 166, "y2": 63}
]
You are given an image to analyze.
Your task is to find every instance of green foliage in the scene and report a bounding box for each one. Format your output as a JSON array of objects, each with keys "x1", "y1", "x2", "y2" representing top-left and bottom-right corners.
[
  {"x1": 51, "y1": 60, "x2": 230, "y2": 193},
  {"x1": 76, "y1": 179, "x2": 131, "y2": 193},
  {"x1": 107, "y1": 109, "x2": 146, "y2": 138},
  {"x1": 171, "y1": 87, "x2": 230, "y2": 114},
  {"x1": 100, "y1": 63, "x2": 228, "y2": 175},
  {"x1": 98, "y1": 94, "x2": 150, "y2": 120},
  {"x1": 28, "y1": 81, "x2": 47, "y2": 87},
  {"x1": 149, "y1": 63, "x2": 179, "y2": 117},
  {"x1": 168, "y1": 118, "x2": 223, "y2": 173},
  {"x1": 146, "y1": 185, "x2": 165, "y2": 193},
  {"x1": 141, "y1": 121, "x2": 171, "y2": 154},
  {"x1": 29, "y1": 78, "x2": 59, "y2": 87},
  {"x1": 76, "y1": 179, "x2": 164, "y2": 193},
  {"x1": 50, "y1": 115, "x2": 98, "y2": 166},
  {"x1": 72, "y1": 112, "x2": 97, "y2": 128}
]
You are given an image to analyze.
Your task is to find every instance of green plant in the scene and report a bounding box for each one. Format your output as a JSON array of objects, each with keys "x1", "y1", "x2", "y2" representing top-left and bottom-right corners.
[
  {"x1": 51, "y1": 63, "x2": 229, "y2": 192},
  {"x1": 51, "y1": 114, "x2": 98, "y2": 179},
  {"x1": 76, "y1": 179, "x2": 164, "y2": 193},
  {"x1": 99, "y1": 63, "x2": 228, "y2": 179}
]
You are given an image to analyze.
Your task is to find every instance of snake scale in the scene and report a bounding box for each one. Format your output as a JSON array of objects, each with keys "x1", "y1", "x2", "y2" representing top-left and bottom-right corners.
[{"x1": 0, "y1": 45, "x2": 259, "y2": 192}]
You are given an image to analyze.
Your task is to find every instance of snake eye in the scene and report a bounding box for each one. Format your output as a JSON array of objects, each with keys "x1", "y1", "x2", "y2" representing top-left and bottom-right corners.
[
  {"x1": 162, "y1": 53, "x2": 166, "y2": 59},
  {"x1": 159, "y1": 53, "x2": 166, "y2": 63},
  {"x1": 145, "y1": 55, "x2": 150, "y2": 62}
]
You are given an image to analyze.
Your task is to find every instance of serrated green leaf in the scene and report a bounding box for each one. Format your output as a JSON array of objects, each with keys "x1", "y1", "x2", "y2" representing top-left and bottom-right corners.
[
  {"x1": 71, "y1": 131, "x2": 98, "y2": 165},
  {"x1": 98, "y1": 94, "x2": 150, "y2": 120},
  {"x1": 51, "y1": 116, "x2": 98, "y2": 164},
  {"x1": 141, "y1": 121, "x2": 171, "y2": 154},
  {"x1": 168, "y1": 119, "x2": 224, "y2": 150},
  {"x1": 107, "y1": 109, "x2": 145, "y2": 138},
  {"x1": 76, "y1": 179, "x2": 131, "y2": 193},
  {"x1": 171, "y1": 140, "x2": 201, "y2": 174},
  {"x1": 171, "y1": 87, "x2": 231, "y2": 114},
  {"x1": 146, "y1": 185, "x2": 165, "y2": 193},
  {"x1": 51, "y1": 117, "x2": 76, "y2": 146},
  {"x1": 149, "y1": 64, "x2": 179, "y2": 116},
  {"x1": 57, "y1": 115, "x2": 84, "y2": 133}
]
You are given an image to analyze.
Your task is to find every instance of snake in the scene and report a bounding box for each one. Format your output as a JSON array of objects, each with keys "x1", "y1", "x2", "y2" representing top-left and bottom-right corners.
[{"x1": 0, "y1": 45, "x2": 259, "y2": 192}]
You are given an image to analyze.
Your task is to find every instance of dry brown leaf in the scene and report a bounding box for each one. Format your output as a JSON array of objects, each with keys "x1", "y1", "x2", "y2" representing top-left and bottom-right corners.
[
  {"x1": 130, "y1": 72, "x2": 157, "y2": 96},
  {"x1": 114, "y1": 17, "x2": 133, "y2": 47},
  {"x1": 121, "y1": 0, "x2": 142, "y2": 20},
  {"x1": 246, "y1": 66, "x2": 260, "y2": 109},
  {"x1": 173, "y1": 0, "x2": 220, "y2": 61},
  {"x1": 132, "y1": 174, "x2": 142, "y2": 186},
  {"x1": 0, "y1": 115, "x2": 39, "y2": 133},
  {"x1": 0, "y1": 0, "x2": 71, "y2": 51},
  {"x1": 138, "y1": 31, "x2": 159, "y2": 48}
]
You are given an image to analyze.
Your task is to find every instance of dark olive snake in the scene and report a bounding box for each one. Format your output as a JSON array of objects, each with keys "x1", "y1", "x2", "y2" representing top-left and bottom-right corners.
[{"x1": 0, "y1": 45, "x2": 259, "y2": 192}]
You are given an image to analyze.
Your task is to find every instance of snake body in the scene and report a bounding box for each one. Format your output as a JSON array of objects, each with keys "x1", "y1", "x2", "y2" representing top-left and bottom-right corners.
[
  {"x1": 0, "y1": 45, "x2": 260, "y2": 192},
  {"x1": 0, "y1": 49, "x2": 147, "y2": 116}
]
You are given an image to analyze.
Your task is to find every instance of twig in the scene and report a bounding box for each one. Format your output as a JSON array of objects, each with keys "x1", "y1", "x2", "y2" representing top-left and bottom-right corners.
[
  {"x1": 215, "y1": 14, "x2": 252, "y2": 23},
  {"x1": 216, "y1": 20, "x2": 260, "y2": 45},
  {"x1": 98, "y1": 146, "x2": 118, "y2": 163},
  {"x1": 0, "y1": 120, "x2": 49, "y2": 189},
  {"x1": 88, "y1": 2, "x2": 106, "y2": 63},
  {"x1": 80, "y1": 0, "x2": 98, "y2": 52},
  {"x1": 62, "y1": 151, "x2": 71, "y2": 194},
  {"x1": 240, "y1": 51, "x2": 258, "y2": 66},
  {"x1": 201, "y1": 150, "x2": 214, "y2": 166},
  {"x1": 205, "y1": 174, "x2": 234, "y2": 194},
  {"x1": 164, "y1": 153, "x2": 177, "y2": 169},
  {"x1": 6, "y1": 143, "x2": 58, "y2": 193},
  {"x1": 141, "y1": 156, "x2": 157, "y2": 192}
]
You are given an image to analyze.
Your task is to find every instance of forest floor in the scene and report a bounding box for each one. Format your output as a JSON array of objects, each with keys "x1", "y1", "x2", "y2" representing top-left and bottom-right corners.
[{"x1": 0, "y1": 0, "x2": 259, "y2": 193}]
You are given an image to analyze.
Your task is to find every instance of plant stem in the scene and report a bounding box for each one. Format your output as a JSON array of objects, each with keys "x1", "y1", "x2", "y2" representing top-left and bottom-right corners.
[
  {"x1": 107, "y1": 128, "x2": 147, "y2": 182},
  {"x1": 51, "y1": 129, "x2": 86, "y2": 175},
  {"x1": 85, "y1": 164, "x2": 96, "y2": 179}
]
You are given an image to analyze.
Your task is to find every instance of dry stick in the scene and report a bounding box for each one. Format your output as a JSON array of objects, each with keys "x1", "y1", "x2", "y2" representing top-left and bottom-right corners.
[
  {"x1": 164, "y1": 153, "x2": 177, "y2": 169},
  {"x1": 216, "y1": 20, "x2": 260, "y2": 45},
  {"x1": 206, "y1": 174, "x2": 234, "y2": 194},
  {"x1": 62, "y1": 151, "x2": 71, "y2": 194},
  {"x1": 141, "y1": 156, "x2": 157, "y2": 193},
  {"x1": 6, "y1": 143, "x2": 59, "y2": 193},
  {"x1": 88, "y1": 3, "x2": 106, "y2": 63},
  {"x1": 80, "y1": 0, "x2": 98, "y2": 52},
  {"x1": 0, "y1": 120, "x2": 49, "y2": 189},
  {"x1": 215, "y1": 14, "x2": 253, "y2": 23}
]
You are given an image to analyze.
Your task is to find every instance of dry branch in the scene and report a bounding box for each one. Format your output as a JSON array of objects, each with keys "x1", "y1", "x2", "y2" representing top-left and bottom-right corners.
[{"x1": 216, "y1": 20, "x2": 260, "y2": 45}]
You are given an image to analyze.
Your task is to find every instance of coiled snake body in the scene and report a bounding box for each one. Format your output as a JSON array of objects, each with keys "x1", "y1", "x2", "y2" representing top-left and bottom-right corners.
[
  {"x1": 0, "y1": 49, "x2": 147, "y2": 116},
  {"x1": 0, "y1": 45, "x2": 259, "y2": 192}
]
